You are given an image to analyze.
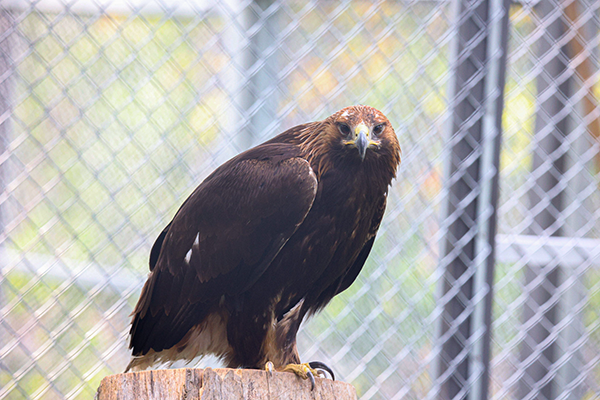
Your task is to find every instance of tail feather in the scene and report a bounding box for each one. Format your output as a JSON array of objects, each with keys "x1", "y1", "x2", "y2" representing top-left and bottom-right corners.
[{"x1": 125, "y1": 311, "x2": 232, "y2": 372}]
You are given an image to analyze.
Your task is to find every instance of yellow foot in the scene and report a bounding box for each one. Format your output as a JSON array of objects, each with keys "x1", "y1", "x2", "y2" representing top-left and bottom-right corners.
[
  {"x1": 264, "y1": 361, "x2": 334, "y2": 390},
  {"x1": 282, "y1": 363, "x2": 320, "y2": 390}
]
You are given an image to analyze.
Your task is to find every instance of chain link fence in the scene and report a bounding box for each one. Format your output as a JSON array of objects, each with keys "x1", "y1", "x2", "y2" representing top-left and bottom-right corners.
[{"x1": 0, "y1": 0, "x2": 599, "y2": 399}]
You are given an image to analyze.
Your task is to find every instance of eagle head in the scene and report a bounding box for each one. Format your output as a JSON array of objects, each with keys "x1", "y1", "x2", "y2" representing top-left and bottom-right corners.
[
  {"x1": 300, "y1": 105, "x2": 401, "y2": 180},
  {"x1": 330, "y1": 105, "x2": 399, "y2": 162}
]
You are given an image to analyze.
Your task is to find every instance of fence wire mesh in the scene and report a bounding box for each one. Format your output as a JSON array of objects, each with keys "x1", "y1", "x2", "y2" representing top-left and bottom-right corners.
[{"x1": 0, "y1": 0, "x2": 599, "y2": 399}]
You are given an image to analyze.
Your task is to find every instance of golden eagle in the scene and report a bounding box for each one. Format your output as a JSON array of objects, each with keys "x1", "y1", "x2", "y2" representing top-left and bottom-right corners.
[{"x1": 126, "y1": 105, "x2": 401, "y2": 386}]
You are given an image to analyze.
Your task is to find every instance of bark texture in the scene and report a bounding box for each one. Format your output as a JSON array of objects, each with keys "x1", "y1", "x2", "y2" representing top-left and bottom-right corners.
[{"x1": 95, "y1": 368, "x2": 357, "y2": 400}]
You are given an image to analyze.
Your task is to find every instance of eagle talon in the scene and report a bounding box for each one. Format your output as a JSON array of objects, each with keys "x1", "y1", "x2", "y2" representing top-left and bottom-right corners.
[
  {"x1": 265, "y1": 361, "x2": 274, "y2": 376},
  {"x1": 282, "y1": 363, "x2": 321, "y2": 391},
  {"x1": 308, "y1": 361, "x2": 335, "y2": 381},
  {"x1": 307, "y1": 369, "x2": 316, "y2": 391}
]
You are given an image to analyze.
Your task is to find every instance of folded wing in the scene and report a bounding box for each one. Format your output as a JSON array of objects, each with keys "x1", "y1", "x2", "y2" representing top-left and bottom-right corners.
[{"x1": 129, "y1": 144, "x2": 318, "y2": 356}]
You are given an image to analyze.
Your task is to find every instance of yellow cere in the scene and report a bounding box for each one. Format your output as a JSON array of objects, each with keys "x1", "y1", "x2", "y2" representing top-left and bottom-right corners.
[{"x1": 354, "y1": 123, "x2": 369, "y2": 137}]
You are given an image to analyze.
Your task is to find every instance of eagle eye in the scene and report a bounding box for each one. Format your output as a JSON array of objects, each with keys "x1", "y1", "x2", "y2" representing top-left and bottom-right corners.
[
  {"x1": 373, "y1": 124, "x2": 385, "y2": 135},
  {"x1": 337, "y1": 123, "x2": 351, "y2": 136}
]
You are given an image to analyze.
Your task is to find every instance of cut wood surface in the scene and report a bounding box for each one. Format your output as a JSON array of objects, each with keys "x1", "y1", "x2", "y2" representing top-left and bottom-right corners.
[{"x1": 95, "y1": 367, "x2": 357, "y2": 400}]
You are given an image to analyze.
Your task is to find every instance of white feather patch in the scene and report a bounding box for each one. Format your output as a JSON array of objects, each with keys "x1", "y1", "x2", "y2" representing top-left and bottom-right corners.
[{"x1": 126, "y1": 312, "x2": 232, "y2": 372}]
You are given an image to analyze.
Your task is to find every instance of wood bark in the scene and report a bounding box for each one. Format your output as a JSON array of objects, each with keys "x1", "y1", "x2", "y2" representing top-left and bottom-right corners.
[{"x1": 95, "y1": 368, "x2": 357, "y2": 400}]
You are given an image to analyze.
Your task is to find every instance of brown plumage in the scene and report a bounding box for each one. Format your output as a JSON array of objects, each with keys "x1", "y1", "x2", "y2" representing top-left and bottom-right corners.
[{"x1": 126, "y1": 105, "x2": 401, "y2": 373}]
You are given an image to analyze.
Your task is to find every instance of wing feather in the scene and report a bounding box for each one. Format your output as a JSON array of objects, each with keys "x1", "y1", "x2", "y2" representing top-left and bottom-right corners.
[{"x1": 130, "y1": 143, "x2": 317, "y2": 355}]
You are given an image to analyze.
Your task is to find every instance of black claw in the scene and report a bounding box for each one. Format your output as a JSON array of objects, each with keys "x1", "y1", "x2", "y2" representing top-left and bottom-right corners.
[
  {"x1": 307, "y1": 369, "x2": 316, "y2": 391},
  {"x1": 308, "y1": 361, "x2": 335, "y2": 381}
]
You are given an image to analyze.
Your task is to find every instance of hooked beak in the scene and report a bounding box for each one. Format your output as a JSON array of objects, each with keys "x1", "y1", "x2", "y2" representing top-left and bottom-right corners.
[
  {"x1": 355, "y1": 124, "x2": 369, "y2": 160},
  {"x1": 342, "y1": 122, "x2": 380, "y2": 161}
]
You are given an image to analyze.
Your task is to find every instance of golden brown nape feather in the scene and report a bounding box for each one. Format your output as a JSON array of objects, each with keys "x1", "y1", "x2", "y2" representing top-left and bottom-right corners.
[{"x1": 297, "y1": 105, "x2": 401, "y2": 180}]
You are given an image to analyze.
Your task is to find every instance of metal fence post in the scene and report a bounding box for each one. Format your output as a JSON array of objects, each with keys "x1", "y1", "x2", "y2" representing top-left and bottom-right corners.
[
  {"x1": 518, "y1": 0, "x2": 598, "y2": 399},
  {"x1": 435, "y1": 0, "x2": 510, "y2": 399},
  {"x1": 0, "y1": 8, "x2": 13, "y2": 238},
  {"x1": 0, "y1": 9, "x2": 14, "y2": 303},
  {"x1": 222, "y1": 0, "x2": 281, "y2": 152},
  {"x1": 0, "y1": 8, "x2": 14, "y2": 390},
  {"x1": 555, "y1": 2, "x2": 598, "y2": 398},
  {"x1": 517, "y1": 1, "x2": 569, "y2": 399}
]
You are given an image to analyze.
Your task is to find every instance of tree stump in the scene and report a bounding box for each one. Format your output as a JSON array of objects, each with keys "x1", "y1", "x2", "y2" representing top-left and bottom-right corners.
[{"x1": 95, "y1": 368, "x2": 357, "y2": 400}]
